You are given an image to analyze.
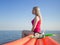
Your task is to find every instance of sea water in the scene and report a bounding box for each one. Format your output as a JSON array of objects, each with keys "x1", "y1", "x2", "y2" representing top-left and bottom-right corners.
[
  {"x1": 0, "y1": 30, "x2": 22, "y2": 44},
  {"x1": 0, "y1": 30, "x2": 60, "y2": 44}
]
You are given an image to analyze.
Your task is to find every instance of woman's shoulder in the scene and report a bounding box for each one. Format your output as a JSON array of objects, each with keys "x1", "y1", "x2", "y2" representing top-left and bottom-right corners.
[
  {"x1": 35, "y1": 16, "x2": 39, "y2": 18},
  {"x1": 34, "y1": 16, "x2": 40, "y2": 21}
]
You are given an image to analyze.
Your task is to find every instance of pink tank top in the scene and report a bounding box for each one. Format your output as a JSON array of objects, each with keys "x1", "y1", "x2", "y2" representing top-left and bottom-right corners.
[{"x1": 31, "y1": 19, "x2": 41, "y2": 33}]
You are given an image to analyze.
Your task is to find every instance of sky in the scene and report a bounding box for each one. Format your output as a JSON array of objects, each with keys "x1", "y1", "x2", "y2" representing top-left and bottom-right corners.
[{"x1": 0, "y1": 0, "x2": 60, "y2": 31}]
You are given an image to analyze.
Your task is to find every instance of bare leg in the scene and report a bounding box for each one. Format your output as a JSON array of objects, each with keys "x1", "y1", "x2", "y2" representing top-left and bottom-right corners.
[{"x1": 22, "y1": 30, "x2": 34, "y2": 38}]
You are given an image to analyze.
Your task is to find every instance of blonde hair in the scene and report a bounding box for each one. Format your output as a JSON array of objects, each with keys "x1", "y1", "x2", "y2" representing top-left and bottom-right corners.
[{"x1": 33, "y1": 6, "x2": 42, "y2": 20}]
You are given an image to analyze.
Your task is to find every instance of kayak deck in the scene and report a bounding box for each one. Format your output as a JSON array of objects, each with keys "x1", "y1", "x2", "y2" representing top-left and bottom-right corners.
[{"x1": 3, "y1": 34, "x2": 60, "y2": 45}]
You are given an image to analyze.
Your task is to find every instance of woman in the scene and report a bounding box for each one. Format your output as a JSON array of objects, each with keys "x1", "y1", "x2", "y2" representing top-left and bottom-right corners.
[
  {"x1": 31, "y1": 6, "x2": 42, "y2": 37},
  {"x1": 22, "y1": 6, "x2": 42, "y2": 38}
]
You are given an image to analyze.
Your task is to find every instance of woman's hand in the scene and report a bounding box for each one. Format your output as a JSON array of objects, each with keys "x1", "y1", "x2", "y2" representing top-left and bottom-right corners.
[{"x1": 31, "y1": 27, "x2": 34, "y2": 32}]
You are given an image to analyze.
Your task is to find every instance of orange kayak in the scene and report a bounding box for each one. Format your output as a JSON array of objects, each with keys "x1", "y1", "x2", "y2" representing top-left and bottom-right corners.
[{"x1": 3, "y1": 35, "x2": 60, "y2": 45}]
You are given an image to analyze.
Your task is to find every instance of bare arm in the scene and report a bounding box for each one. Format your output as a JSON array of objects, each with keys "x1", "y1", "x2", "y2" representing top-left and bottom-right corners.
[{"x1": 31, "y1": 16, "x2": 39, "y2": 31}]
